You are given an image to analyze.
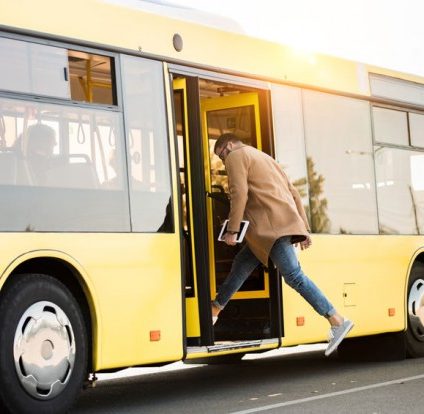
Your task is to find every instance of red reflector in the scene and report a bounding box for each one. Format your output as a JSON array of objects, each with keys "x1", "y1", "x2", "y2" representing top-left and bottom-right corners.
[
  {"x1": 150, "y1": 330, "x2": 161, "y2": 341},
  {"x1": 388, "y1": 308, "x2": 396, "y2": 317},
  {"x1": 296, "y1": 316, "x2": 305, "y2": 326}
]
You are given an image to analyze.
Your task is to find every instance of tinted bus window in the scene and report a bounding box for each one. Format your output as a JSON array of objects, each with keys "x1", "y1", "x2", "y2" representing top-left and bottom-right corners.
[
  {"x1": 271, "y1": 84, "x2": 309, "y2": 217},
  {"x1": 373, "y1": 107, "x2": 409, "y2": 146},
  {"x1": 303, "y1": 90, "x2": 378, "y2": 234},
  {"x1": 121, "y1": 56, "x2": 173, "y2": 233},
  {"x1": 0, "y1": 37, "x2": 116, "y2": 105},
  {"x1": 0, "y1": 37, "x2": 70, "y2": 99},
  {"x1": 375, "y1": 147, "x2": 424, "y2": 234},
  {"x1": 409, "y1": 112, "x2": 424, "y2": 148},
  {"x1": 0, "y1": 97, "x2": 130, "y2": 231}
]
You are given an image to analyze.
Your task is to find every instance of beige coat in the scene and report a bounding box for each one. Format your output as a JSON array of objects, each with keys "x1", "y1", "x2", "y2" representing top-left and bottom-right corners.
[{"x1": 225, "y1": 146, "x2": 310, "y2": 265}]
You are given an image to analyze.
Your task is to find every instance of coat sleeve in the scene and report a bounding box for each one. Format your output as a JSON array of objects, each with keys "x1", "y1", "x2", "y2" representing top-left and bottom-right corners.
[
  {"x1": 284, "y1": 171, "x2": 311, "y2": 232},
  {"x1": 225, "y1": 151, "x2": 249, "y2": 232}
]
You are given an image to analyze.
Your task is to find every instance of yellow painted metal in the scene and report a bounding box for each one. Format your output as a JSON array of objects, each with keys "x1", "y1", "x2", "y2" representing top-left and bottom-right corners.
[
  {"x1": 173, "y1": 77, "x2": 201, "y2": 338},
  {"x1": 343, "y1": 283, "x2": 357, "y2": 307},
  {"x1": 0, "y1": 233, "x2": 183, "y2": 371},
  {"x1": 1, "y1": 0, "x2": 424, "y2": 367},
  {"x1": 200, "y1": 93, "x2": 268, "y2": 301},
  {"x1": 77, "y1": 58, "x2": 95, "y2": 102},
  {"x1": 86, "y1": 58, "x2": 93, "y2": 103},
  {"x1": 200, "y1": 94, "x2": 262, "y2": 152},
  {"x1": 76, "y1": 55, "x2": 112, "y2": 102},
  {"x1": 2, "y1": 0, "x2": 424, "y2": 97},
  {"x1": 0, "y1": 63, "x2": 184, "y2": 372},
  {"x1": 281, "y1": 234, "x2": 424, "y2": 346}
]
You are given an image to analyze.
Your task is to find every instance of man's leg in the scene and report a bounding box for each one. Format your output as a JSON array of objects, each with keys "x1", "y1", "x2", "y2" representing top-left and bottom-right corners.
[
  {"x1": 269, "y1": 236, "x2": 353, "y2": 356},
  {"x1": 269, "y1": 236, "x2": 335, "y2": 317},
  {"x1": 212, "y1": 244, "x2": 260, "y2": 315}
]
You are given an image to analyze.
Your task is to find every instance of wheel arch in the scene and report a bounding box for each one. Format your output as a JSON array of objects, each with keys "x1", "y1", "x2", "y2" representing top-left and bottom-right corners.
[
  {"x1": 0, "y1": 251, "x2": 101, "y2": 372},
  {"x1": 406, "y1": 249, "x2": 424, "y2": 290},
  {"x1": 405, "y1": 250, "x2": 424, "y2": 321},
  {"x1": 411, "y1": 251, "x2": 424, "y2": 267},
  {"x1": 406, "y1": 248, "x2": 424, "y2": 285}
]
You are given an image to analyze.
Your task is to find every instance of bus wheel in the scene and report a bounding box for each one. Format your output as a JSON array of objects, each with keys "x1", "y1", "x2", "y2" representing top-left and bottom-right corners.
[
  {"x1": 0, "y1": 274, "x2": 88, "y2": 414},
  {"x1": 406, "y1": 262, "x2": 424, "y2": 357}
]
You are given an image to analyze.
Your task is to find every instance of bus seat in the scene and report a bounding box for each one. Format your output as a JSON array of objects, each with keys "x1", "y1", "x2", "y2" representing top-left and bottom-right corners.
[
  {"x1": 0, "y1": 151, "x2": 17, "y2": 184},
  {"x1": 43, "y1": 159, "x2": 99, "y2": 189},
  {"x1": 0, "y1": 151, "x2": 33, "y2": 185}
]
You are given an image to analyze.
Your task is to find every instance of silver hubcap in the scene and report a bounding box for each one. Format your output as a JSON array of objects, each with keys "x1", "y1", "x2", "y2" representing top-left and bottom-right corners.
[
  {"x1": 408, "y1": 279, "x2": 424, "y2": 342},
  {"x1": 13, "y1": 301, "x2": 76, "y2": 399}
]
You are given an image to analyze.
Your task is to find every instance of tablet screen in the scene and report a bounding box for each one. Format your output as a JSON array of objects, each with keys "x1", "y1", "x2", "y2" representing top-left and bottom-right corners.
[{"x1": 217, "y1": 220, "x2": 249, "y2": 243}]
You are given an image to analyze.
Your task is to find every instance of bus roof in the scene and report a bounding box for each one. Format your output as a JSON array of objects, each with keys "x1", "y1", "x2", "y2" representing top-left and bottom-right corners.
[{"x1": 1, "y1": 0, "x2": 424, "y2": 97}]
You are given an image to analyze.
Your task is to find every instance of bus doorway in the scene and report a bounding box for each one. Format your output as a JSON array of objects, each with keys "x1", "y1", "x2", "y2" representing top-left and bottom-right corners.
[
  {"x1": 172, "y1": 75, "x2": 282, "y2": 348},
  {"x1": 200, "y1": 89, "x2": 273, "y2": 341}
]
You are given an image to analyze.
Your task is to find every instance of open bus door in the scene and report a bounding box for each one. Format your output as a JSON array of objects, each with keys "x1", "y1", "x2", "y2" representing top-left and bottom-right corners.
[
  {"x1": 172, "y1": 75, "x2": 281, "y2": 354},
  {"x1": 173, "y1": 78, "x2": 202, "y2": 341},
  {"x1": 200, "y1": 93, "x2": 273, "y2": 341}
]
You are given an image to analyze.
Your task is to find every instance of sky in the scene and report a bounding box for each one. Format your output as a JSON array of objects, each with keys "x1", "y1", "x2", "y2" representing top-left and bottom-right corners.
[{"x1": 137, "y1": 0, "x2": 424, "y2": 77}]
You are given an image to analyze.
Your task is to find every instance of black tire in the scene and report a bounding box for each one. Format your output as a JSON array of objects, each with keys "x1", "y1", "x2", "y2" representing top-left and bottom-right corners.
[
  {"x1": 405, "y1": 262, "x2": 424, "y2": 357},
  {"x1": 0, "y1": 273, "x2": 88, "y2": 414}
]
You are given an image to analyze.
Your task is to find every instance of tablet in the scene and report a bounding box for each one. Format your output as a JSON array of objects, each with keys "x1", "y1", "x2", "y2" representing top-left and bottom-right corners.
[{"x1": 217, "y1": 220, "x2": 249, "y2": 243}]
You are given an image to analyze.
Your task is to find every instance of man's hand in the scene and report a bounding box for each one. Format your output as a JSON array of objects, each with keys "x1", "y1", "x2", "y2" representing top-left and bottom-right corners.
[
  {"x1": 299, "y1": 235, "x2": 312, "y2": 250},
  {"x1": 223, "y1": 232, "x2": 238, "y2": 246}
]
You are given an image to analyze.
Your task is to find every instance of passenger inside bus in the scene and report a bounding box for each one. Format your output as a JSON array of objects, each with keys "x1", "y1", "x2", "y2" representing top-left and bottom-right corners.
[{"x1": 14, "y1": 123, "x2": 57, "y2": 186}]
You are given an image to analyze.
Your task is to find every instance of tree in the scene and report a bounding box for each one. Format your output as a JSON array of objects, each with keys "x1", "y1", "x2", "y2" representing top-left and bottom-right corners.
[{"x1": 305, "y1": 157, "x2": 330, "y2": 233}]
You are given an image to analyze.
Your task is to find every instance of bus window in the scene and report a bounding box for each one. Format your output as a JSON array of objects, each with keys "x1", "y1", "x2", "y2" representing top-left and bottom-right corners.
[
  {"x1": 303, "y1": 90, "x2": 378, "y2": 234},
  {"x1": 0, "y1": 97, "x2": 130, "y2": 231},
  {"x1": 121, "y1": 55, "x2": 173, "y2": 233},
  {"x1": 68, "y1": 50, "x2": 116, "y2": 105},
  {"x1": 373, "y1": 107, "x2": 409, "y2": 146},
  {"x1": 0, "y1": 38, "x2": 117, "y2": 105},
  {"x1": 0, "y1": 37, "x2": 70, "y2": 99},
  {"x1": 375, "y1": 147, "x2": 424, "y2": 235},
  {"x1": 409, "y1": 112, "x2": 424, "y2": 148},
  {"x1": 271, "y1": 84, "x2": 309, "y2": 218}
]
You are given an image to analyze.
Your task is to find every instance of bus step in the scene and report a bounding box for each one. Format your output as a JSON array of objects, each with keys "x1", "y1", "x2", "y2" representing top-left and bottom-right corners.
[
  {"x1": 186, "y1": 338, "x2": 279, "y2": 357},
  {"x1": 207, "y1": 340, "x2": 262, "y2": 353}
]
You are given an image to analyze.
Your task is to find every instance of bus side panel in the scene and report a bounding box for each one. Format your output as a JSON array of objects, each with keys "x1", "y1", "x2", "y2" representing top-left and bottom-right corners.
[
  {"x1": 281, "y1": 235, "x2": 417, "y2": 346},
  {"x1": 85, "y1": 234, "x2": 184, "y2": 370},
  {"x1": 0, "y1": 233, "x2": 184, "y2": 371}
]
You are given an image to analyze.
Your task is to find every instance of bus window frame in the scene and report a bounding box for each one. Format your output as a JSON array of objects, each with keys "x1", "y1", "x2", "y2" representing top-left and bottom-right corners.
[
  {"x1": 0, "y1": 32, "x2": 176, "y2": 234},
  {"x1": 0, "y1": 31, "x2": 122, "y2": 111}
]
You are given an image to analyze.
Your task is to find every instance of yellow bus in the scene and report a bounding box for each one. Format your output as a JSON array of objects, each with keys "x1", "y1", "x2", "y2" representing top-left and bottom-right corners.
[{"x1": 1, "y1": 0, "x2": 424, "y2": 412}]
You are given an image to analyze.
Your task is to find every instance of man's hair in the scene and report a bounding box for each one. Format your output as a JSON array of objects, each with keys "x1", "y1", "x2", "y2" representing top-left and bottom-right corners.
[
  {"x1": 26, "y1": 123, "x2": 56, "y2": 155},
  {"x1": 214, "y1": 133, "x2": 242, "y2": 154}
]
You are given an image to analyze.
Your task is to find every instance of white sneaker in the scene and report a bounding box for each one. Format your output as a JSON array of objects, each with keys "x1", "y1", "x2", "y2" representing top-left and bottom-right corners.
[{"x1": 325, "y1": 319, "x2": 354, "y2": 357}]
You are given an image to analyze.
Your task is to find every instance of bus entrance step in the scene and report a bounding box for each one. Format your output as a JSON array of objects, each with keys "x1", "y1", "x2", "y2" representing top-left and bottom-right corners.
[
  {"x1": 186, "y1": 338, "x2": 279, "y2": 358},
  {"x1": 207, "y1": 340, "x2": 262, "y2": 353}
]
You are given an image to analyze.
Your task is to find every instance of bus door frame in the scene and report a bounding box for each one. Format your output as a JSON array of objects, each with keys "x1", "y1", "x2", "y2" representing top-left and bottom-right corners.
[
  {"x1": 172, "y1": 74, "x2": 214, "y2": 346},
  {"x1": 168, "y1": 64, "x2": 283, "y2": 345}
]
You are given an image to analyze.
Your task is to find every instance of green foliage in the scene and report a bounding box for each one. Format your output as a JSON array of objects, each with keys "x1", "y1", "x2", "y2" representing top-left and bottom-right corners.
[
  {"x1": 292, "y1": 176, "x2": 307, "y2": 198},
  {"x1": 306, "y1": 157, "x2": 330, "y2": 233}
]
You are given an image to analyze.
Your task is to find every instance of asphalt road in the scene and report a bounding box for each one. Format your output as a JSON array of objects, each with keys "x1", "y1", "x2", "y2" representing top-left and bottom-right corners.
[{"x1": 72, "y1": 345, "x2": 424, "y2": 414}]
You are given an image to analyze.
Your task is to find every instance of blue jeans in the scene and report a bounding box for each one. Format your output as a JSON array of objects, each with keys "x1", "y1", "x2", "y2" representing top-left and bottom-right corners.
[{"x1": 213, "y1": 236, "x2": 336, "y2": 317}]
